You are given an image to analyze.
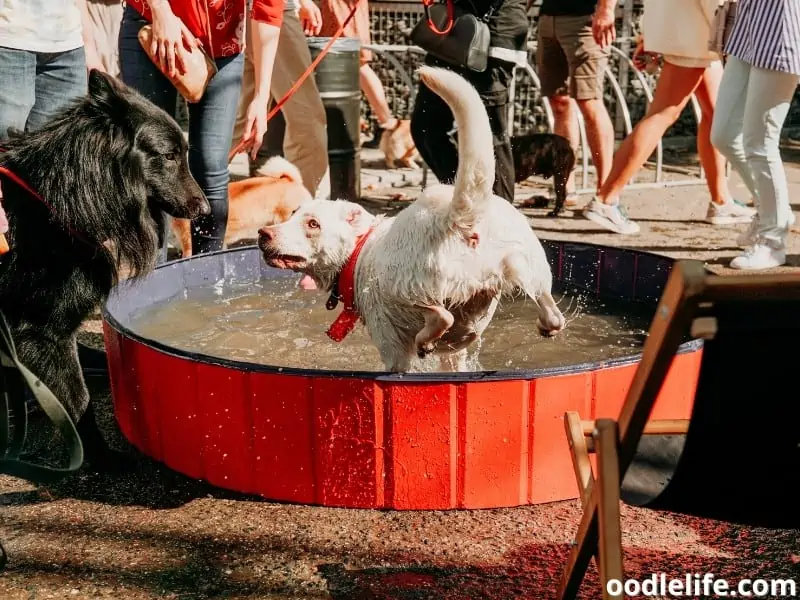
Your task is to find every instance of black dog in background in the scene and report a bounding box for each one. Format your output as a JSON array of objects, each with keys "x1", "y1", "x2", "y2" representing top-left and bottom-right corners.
[
  {"x1": 511, "y1": 132, "x2": 576, "y2": 216},
  {"x1": 0, "y1": 70, "x2": 209, "y2": 468}
]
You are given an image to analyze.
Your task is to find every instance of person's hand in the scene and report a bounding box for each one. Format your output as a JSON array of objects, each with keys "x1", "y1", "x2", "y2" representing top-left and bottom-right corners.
[
  {"x1": 298, "y1": 0, "x2": 323, "y2": 36},
  {"x1": 632, "y1": 36, "x2": 660, "y2": 73},
  {"x1": 149, "y1": 0, "x2": 197, "y2": 78},
  {"x1": 591, "y1": 5, "x2": 616, "y2": 48},
  {"x1": 240, "y1": 94, "x2": 269, "y2": 160}
]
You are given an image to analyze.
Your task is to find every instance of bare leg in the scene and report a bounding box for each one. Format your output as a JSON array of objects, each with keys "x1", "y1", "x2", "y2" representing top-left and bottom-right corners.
[
  {"x1": 551, "y1": 95, "x2": 580, "y2": 194},
  {"x1": 576, "y1": 97, "x2": 615, "y2": 190},
  {"x1": 360, "y1": 64, "x2": 393, "y2": 125},
  {"x1": 415, "y1": 305, "x2": 455, "y2": 357},
  {"x1": 597, "y1": 62, "x2": 705, "y2": 204},
  {"x1": 694, "y1": 61, "x2": 728, "y2": 205}
]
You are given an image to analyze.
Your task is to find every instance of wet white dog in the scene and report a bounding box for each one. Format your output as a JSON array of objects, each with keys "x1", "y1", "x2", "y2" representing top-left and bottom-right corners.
[{"x1": 258, "y1": 66, "x2": 565, "y2": 372}]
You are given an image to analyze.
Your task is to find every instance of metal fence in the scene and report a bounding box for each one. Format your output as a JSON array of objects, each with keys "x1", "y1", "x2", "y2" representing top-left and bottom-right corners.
[{"x1": 363, "y1": 0, "x2": 717, "y2": 191}]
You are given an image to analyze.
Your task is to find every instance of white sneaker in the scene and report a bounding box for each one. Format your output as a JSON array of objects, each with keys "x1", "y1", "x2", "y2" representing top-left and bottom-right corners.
[
  {"x1": 729, "y1": 243, "x2": 786, "y2": 270},
  {"x1": 582, "y1": 199, "x2": 640, "y2": 235},
  {"x1": 706, "y1": 199, "x2": 756, "y2": 225}
]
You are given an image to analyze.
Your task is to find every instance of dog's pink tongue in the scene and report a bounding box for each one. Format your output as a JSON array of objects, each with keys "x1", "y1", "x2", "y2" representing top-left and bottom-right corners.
[{"x1": 298, "y1": 275, "x2": 317, "y2": 290}]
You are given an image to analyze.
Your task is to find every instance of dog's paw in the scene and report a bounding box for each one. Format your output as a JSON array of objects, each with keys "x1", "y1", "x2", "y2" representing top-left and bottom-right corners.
[
  {"x1": 416, "y1": 341, "x2": 437, "y2": 358},
  {"x1": 537, "y1": 314, "x2": 566, "y2": 337}
]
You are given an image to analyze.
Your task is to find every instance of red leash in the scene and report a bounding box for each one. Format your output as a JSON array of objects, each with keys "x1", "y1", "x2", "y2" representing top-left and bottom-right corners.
[
  {"x1": 229, "y1": 0, "x2": 362, "y2": 161},
  {"x1": 0, "y1": 166, "x2": 94, "y2": 252}
]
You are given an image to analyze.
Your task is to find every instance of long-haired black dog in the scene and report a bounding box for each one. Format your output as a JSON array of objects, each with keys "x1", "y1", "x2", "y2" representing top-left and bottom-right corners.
[
  {"x1": 511, "y1": 132, "x2": 576, "y2": 217},
  {"x1": 0, "y1": 70, "x2": 209, "y2": 469}
]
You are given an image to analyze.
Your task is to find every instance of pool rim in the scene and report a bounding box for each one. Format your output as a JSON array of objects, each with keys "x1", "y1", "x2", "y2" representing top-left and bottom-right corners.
[{"x1": 101, "y1": 241, "x2": 703, "y2": 383}]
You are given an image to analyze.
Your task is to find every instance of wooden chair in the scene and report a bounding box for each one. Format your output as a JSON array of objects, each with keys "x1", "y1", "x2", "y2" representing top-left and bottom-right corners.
[{"x1": 557, "y1": 260, "x2": 800, "y2": 600}]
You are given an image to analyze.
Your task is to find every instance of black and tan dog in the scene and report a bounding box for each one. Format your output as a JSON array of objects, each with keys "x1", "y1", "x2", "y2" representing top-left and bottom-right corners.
[
  {"x1": 0, "y1": 70, "x2": 208, "y2": 469},
  {"x1": 511, "y1": 132, "x2": 576, "y2": 217}
]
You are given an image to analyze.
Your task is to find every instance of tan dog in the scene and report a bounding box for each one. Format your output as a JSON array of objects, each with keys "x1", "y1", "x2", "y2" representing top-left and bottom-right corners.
[
  {"x1": 170, "y1": 156, "x2": 313, "y2": 258},
  {"x1": 379, "y1": 119, "x2": 420, "y2": 169}
]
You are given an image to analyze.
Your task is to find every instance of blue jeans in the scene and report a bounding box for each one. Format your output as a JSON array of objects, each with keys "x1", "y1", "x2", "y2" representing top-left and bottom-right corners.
[
  {"x1": 0, "y1": 46, "x2": 87, "y2": 141},
  {"x1": 118, "y1": 5, "x2": 244, "y2": 257}
]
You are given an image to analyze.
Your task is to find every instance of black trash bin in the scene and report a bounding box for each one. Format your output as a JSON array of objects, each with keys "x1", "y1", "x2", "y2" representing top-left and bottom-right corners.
[{"x1": 307, "y1": 37, "x2": 361, "y2": 201}]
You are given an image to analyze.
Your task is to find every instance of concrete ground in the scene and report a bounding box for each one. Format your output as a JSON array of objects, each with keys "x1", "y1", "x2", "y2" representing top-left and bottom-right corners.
[{"x1": 2, "y1": 147, "x2": 800, "y2": 599}]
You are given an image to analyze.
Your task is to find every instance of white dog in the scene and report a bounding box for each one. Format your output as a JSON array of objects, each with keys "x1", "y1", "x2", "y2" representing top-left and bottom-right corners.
[{"x1": 258, "y1": 66, "x2": 565, "y2": 372}]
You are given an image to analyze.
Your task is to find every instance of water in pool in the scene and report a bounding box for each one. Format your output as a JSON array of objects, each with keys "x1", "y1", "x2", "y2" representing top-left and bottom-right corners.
[{"x1": 128, "y1": 275, "x2": 653, "y2": 371}]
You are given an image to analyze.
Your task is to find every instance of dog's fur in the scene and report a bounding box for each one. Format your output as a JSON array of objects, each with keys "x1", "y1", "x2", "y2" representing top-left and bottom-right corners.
[
  {"x1": 0, "y1": 70, "x2": 208, "y2": 464},
  {"x1": 170, "y1": 156, "x2": 312, "y2": 257},
  {"x1": 379, "y1": 119, "x2": 420, "y2": 169},
  {"x1": 258, "y1": 67, "x2": 565, "y2": 372},
  {"x1": 511, "y1": 133, "x2": 576, "y2": 216}
]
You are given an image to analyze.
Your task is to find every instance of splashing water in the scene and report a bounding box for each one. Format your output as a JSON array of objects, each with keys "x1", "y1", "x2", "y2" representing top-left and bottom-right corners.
[{"x1": 129, "y1": 275, "x2": 652, "y2": 372}]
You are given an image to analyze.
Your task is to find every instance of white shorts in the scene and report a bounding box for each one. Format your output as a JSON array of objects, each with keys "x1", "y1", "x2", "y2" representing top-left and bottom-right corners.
[{"x1": 664, "y1": 54, "x2": 716, "y2": 69}]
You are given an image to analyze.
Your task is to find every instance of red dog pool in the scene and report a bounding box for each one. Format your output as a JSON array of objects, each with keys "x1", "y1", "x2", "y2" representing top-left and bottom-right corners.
[{"x1": 102, "y1": 240, "x2": 699, "y2": 510}]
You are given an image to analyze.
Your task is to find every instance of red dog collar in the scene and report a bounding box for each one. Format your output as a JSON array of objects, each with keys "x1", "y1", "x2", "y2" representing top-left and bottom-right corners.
[{"x1": 326, "y1": 226, "x2": 376, "y2": 342}]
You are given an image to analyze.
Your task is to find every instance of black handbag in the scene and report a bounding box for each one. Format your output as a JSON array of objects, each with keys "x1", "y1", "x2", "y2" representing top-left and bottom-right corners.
[{"x1": 408, "y1": 0, "x2": 499, "y2": 72}]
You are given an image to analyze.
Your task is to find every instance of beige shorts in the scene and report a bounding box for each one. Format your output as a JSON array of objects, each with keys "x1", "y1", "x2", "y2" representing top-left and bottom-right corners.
[{"x1": 536, "y1": 14, "x2": 609, "y2": 100}]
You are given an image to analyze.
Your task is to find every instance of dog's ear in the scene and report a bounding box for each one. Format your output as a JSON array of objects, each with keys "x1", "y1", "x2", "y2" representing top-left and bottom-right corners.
[
  {"x1": 340, "y1": 202, "x2": 372, "y2": 233},
  {"x1": 88, "y1": 70, "x2": 130, "y2": 113}
]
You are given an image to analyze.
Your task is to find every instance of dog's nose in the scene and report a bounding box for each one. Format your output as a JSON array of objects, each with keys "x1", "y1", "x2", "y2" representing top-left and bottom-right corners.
[{"x1": 258, "y1": 227, "x2": 273, "y2": 242}]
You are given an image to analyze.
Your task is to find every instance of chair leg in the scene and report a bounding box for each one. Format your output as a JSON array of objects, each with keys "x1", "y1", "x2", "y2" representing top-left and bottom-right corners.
[
  {"x1": 565, "y1": 411, "x2": 593, "y2": 505},
  {"x1": 595, "y1": 419, "x2": 624, "y2": 599}
]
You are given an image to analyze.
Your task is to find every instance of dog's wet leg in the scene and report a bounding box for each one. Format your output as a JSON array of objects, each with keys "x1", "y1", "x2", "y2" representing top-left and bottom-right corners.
[
  {"x1": 533, "y1": 291, "x2": 566, "y2": 337},
  {"x1": 439, "y1": 348, "x2": 469, "y2": 372},
  {"x1": 548, "y1": 168, "x2": 569, "y2": 217},
  {"x1": 505, "y1": 255, "x2": 566, "y2": 337},
  {"x1": 16, "y1": 331, "x2": 134, "y2": 472},
  {"x1": 415, "y1": 306, "x2": 455, "y2": 358}
]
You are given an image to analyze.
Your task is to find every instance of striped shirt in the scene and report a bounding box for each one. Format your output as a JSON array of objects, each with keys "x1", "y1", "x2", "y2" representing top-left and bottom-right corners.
[{"x1": 725, "y1": 0, "x2": 800, "y2": 75}]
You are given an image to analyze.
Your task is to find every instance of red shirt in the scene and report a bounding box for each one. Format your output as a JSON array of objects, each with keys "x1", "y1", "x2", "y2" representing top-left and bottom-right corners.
[{"x1": 129, "y1": 0, "x2": 284, "y2": 58}]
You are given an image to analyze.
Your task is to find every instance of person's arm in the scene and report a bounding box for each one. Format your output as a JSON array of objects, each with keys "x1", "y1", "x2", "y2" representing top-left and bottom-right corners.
[
  {"x1": 240, "y1": 0, "x2": 283, "y2": 158},
  {"x1": 592, "y1": 0, "x2": 618, "y2": 48},
  {"x1": 75, "y1": 0, "x2": 105, "y2": 72}
]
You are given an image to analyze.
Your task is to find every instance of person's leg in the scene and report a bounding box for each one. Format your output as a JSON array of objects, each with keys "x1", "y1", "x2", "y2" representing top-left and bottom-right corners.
[
  {"x1": 26, "y1": 48, "x2": 87, "y2": 132},
  {"x1": 580, "y1": 60, "x2": 704, "y2": 234},
  {"x1": 267, "y1": 11, "x2": 329, "y2": 196},
  {"x1": 119, "y1": 3, "x2": 178, "y2": 262},
  {"x1": 470, "y1": 59, "x2": 516, "y2": 201},
  {"x1": 538, "y1": 15, "x2": 579, "y2": 194},
  {"x1": 597, "y1": 62, "x2": 704, "y2": 203},
  {"x1": 0, "y1": 47, "x2": 36, "y2": 142},
  {"x1": 360, "y1": 64, "x2": 393, "y2": 125},
  {"x1": 410, "y1": 56, "x2": 458, "y2": 187},
  {"x1": 188, "y1": 53, "x2": 245, "y2": 254},
  {"x1": 555, "y1": 15, "x2": 614, "y2": 190},
  {"x1": 728, "y1": 65, "x2": 799, "y2": 269},
  {"x1": 694, "y1": 60, "x2": 756, "y2": 224}
]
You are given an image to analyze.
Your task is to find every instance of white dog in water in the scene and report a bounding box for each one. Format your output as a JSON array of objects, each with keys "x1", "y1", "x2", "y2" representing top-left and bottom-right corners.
[{"x1": 258, "y1": 66, "x2": 566, "y2": 372}]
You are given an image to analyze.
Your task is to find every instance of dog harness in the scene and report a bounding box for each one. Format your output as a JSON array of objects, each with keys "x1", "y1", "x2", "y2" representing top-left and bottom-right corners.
[{"x1": 325, "y1": 226, "x2": 376, "y2": 342}]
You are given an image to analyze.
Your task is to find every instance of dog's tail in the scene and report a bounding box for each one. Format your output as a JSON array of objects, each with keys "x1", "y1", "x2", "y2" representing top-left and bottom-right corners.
[
  {"x1": 259, "y1": 156, "x2": 304, "y2": 184},
  {"x1": 417, "y1": 66, "x2": 495, "y2": 232}
]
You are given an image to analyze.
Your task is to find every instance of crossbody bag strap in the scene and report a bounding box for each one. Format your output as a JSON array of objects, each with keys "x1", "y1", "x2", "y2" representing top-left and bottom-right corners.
[{"x1": 0, "y1": 312, "x2": 84, "y2": 483}]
